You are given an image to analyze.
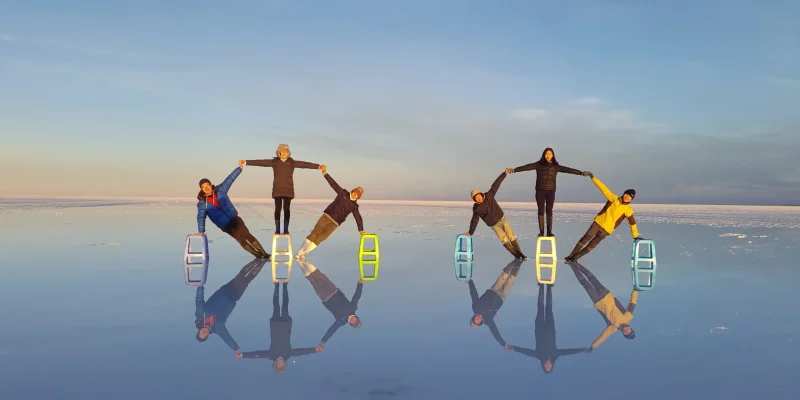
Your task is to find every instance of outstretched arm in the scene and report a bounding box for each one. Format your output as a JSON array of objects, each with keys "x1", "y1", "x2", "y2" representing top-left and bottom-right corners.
[
  {"x1": 626, "y1": 211, "x2": 639, "y2": 239},
  {"x1": 590, "y1": 177, "x2": 618, "y2": 202},
  {"x1": 216, "y1": 167, "x2": 243, "y2": 194},
  {"x1": 353, "y1": 208, "x2": 364, "y2": 232},
  {"x1": 351, "y1": 282, "x2": 364, "y2": 307},
  {"x1": 194, "y1": 286, "x2": 205, "y2": 320},
  {"x1": 244, "y1": 159, "x2": 275, "y2": 168},
  {"x1": 557, "y1": 348, "x2": 586, "y2": 357},
  {"x1": 512, "y1": 162, "x2": 539, "y2": 173},
  {"x1": 486, "y1": 172, "x2": 508, "y2": 196},
  {"x1": 557, "y1": 165, "x2": 583, "y2": 175},
  {"x1": 590, "y1": 324, "x2": 617, "y2": 349},
  {"x1": 215, "y1": 324, "x2": 240, "y2": 352},
  {"x1": 512, "y1": 346, "x2": 540, "y2": 359},
  {"x1": 486, "y1": 319, "x2": 507, "y2": 347},
  {"x1": 197, "y1": 206, "x2": 207, "y2": 234},
  {"x1": 293, "y1": 160, "x2": 320, "y2": 169},
  {"x1": 467, "y1": 213, "x2": 480, "y2": 235},
  {"x1": 320, "y1": 321, "x2": 344, "y2": 345},
  {"x1": 240, "y1": 350, "x2": 272, "y2": 358},
  {"x1": 468, "y1": 280, "x2": 479, "y2": 302},
  {"x1": 323, "y1": 172, "x2": 347, "y2": 195},
  {"x1": 289, "y1": 347, "x2": 319, "y2": 357},
  {"x1": 626, "y1": 289, "x2": 638, "y2": 313}
]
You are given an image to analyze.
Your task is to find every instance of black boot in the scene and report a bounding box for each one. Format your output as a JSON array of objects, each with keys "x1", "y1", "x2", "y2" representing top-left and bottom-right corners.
[
  {"x1": 565, "y1": 241, "x2": 585, "y2": 261},
  {"x1": 546, "y1": 215, "x2": 554, "y2": 237},
  {"x1": 503, "y1": 241, "x2": 517, "y2": 257},
  {"x1": 274, "y1": 219, "x2": 281, "y2": 235},
  {"x1": 537, "y1": 216, "x2": 545, "y2": 237},
  {"x1": 283, "y1": 218, "x2": 290, "y2": 235},
  {"x1": 511, "y1": 239, "x2": 527, "y2": 260}
]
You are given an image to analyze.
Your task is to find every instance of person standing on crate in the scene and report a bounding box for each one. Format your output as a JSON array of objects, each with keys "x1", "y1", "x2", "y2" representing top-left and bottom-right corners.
[
  {"x1": 295, "y1": 166, "x2": 366, "y2": 259},
  {"x1": 564, "y1": 173, "x2": 646, "y2": 262},
  {"x1": 568, "y1": 261, "x2": 638, "y2": 350},
  {"x1": 244, "y1": 144, "x2": 326, "y2": 235},
  {"x1": 195, "y1": 160, "x2": 270, "y2": 259},
  {"x1": 508, "y1": 147, "x2": 590, "y2": 237},
  {"x1": 464, "y1": 169, "x2": 527, "y2": 260}
]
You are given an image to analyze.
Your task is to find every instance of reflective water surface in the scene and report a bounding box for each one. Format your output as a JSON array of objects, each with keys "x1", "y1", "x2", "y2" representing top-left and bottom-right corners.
[{"x1": 1, "y1": 199, "x2": 799, "y2": 399}]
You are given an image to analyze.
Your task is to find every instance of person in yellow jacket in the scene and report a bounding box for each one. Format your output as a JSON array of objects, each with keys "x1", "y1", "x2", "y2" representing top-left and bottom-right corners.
[
  {"x1": 568, "y1": 261, "x2": 637, "y2": 350},
  {"x1": 564, "y1": 173, "x2": 646, "y2": 261}
]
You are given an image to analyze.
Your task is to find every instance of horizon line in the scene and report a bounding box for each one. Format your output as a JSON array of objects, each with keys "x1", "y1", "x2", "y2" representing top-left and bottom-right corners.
[{"x1": 1, "y1": 194, "x2": 798, "y2": 208}]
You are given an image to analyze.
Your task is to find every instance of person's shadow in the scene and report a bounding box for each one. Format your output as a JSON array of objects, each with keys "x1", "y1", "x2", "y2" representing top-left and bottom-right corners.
[
  {"x1": 194, "y1": 258, "x2": 267, "y2": 356},
  {"x1": 238, "y1": 282, "x2": 321, "y2": 373},
  {"x1": 467, "y1": 259, "x2": 523, "y2": 350},
  {"x1": 508, "y1": 284, "x2": 589, "y2": 373}
]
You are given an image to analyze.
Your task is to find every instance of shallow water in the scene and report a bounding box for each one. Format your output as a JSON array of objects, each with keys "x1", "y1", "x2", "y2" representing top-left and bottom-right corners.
[{"x1": 1, "y1": 199, "x2": 798, "y2": 399}]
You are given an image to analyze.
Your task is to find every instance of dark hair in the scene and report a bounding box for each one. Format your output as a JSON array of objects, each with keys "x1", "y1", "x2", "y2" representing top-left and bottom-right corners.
[
  {"x1": 539, "y1": 147, "x2": 559, "y2": 164},
  {"x1": 196, "y1": 331, "x2": 208, "y2": 342},
  {"x1": 623, "y1": 326, "x2": 636, "y2": 340},
  {"x1": 541, "y1": 360, "x2": 555, "y2": 373},
  {"x1": 470, "y1": 315, "x2": 484, "y2": 327}
]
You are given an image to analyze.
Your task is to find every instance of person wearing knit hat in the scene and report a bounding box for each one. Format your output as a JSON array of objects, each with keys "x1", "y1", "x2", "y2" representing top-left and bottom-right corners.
[
  {"x1": 564, "y1": 173, "x2": 645, "y2": 262},
  {"x1": 244, "y1": 144, "x2": 325, "y2": 235},
  {"x1": 295, "y1": 166, "x2": 367, "y2": 259},
  {"x1": 568, "y1": 261, "x2": 638, "y2": 350},
  {"x1": 464, "y1": 169, "x2": 527, "y2": 260},
  {"x1": 509, "y1": 147, "x2": 591, "y2": 237},
  {"x1": 467, "y1": 260, "x2": 523, "y2": 351},
  {"x1": 195, "y1": 160, "x2": 270, "y2": 259}
]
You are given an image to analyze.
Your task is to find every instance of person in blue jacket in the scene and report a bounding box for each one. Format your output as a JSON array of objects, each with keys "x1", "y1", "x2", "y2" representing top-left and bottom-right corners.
[
  {"x1": 195, "y1": 160, "x2": 269, "y2": 258},
  {"x1": 194, "y1": 258, "x2": 267, "y2": 356}
]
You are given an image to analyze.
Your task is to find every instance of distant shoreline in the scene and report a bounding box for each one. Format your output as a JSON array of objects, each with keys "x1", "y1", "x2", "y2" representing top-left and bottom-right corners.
[{"x1": 1, "y1": 194, "x2": 798, "y2": 208}]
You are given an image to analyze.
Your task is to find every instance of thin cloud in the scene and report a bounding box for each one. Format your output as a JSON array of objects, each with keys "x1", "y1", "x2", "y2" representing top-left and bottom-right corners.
[
  {"x1": 0, "y1": 33, "x2": 13, "y2": 41},
  {"x1": 575, "y1": 96, "x2": 602, "y2": 105},
  {"x1": 768, "y1": 77, "x2": 800, "y2": 87}
]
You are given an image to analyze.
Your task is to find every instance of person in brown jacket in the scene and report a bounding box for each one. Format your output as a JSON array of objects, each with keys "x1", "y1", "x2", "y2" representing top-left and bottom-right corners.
[
  {"x1": 509, "y1": 147, "x2": 590, "y2": 237},
  {"x1": 295, "y1": 166, "x2": 366, "y2": 259},
  {"x1": 464, "y1": 169, "x2": 526, "y2": 259},
  {"x1": 244, "y1": 144, "x2": 325, "y2": 234}
]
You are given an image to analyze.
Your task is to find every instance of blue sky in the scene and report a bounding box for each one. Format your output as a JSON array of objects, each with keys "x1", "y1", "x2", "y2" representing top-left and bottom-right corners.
[{"x1": 1, "y1": 0, "x2": 798, "y2": 204}]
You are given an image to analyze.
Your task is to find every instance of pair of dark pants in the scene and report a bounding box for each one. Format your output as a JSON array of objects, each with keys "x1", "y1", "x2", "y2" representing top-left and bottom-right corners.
[
  {"x1": 570, "y1": 263, "x2": 609, "y2": 303},
  {"x1": 272, "y1": 282, "x2": 290, "y2": 321},
  {"x1": 274, "y1": 197, "x2": 292, "y2": 233},
  {"x1": 222, "y1": 216, "x2": 269, "y2": 258},
  {"x1": 307, "y1": 269, "x2": 340, "y2": 302},
  {"x1": 535, "y1": 190, "x2": 556, "y2": 216},
  {"x1": 536, "y1": 284, "x2": 554, "y2": 329},
  {"x1": 222, "y1": 258, "x2": 266, "y2": 301},
  {"x1": 569, "y1": 222, "x2": 609, "y2": 259}
]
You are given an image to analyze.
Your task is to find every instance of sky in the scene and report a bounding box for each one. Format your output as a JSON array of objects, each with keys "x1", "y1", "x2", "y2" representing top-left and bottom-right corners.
[{"x1": 1, "y1": 0, "x2": 799, "y2": 205}]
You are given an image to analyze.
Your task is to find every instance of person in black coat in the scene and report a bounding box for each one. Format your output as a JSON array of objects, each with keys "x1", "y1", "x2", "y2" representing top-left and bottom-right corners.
[
  {"x1": 245, "y1": 143, "x2": 325, "y2": 234},
  {"x1": 510, "y1": 147, "x2": 591, "y2": 237}
]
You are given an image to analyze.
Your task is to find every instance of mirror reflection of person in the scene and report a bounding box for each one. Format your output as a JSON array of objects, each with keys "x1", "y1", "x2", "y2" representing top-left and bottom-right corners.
[
  {"x1": 468, "y1": 260, "x2": 523, "y2": 350},
  {"x1": 568, "y1": 261, "x2": 637, "y2": 351},
  {"x1": 296, "y1": 260, "x2": 363, "y2": 350},
  {"x1": 194, "y1": 259, "x2": 267, "y2": 357},
  {"x1": 507, "y1": 284, "x2": 589, "y2": 373},
  {"x1": 237, "y1": 282, "x2": 321, "y2": 373}
]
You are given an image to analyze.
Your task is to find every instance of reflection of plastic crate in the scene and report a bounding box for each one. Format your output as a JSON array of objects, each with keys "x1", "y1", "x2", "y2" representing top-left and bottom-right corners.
[
  {"x1": 454, "y1": 259, "x2": 473, "y2": 281},
  {"x1": 359, "y1": 259, "x2": 379, "y2": 281},
  {"x1": 184, "y1": 260, "x2": 208, "y2": 287},
  {"x1": 184, "y1": 234, "x2": 209, "y2": 287},
  {"x1": 535, "y1": 236, "x2": 557, "y2": 284},
  {"x1": 631, "y1": 239, "x2": 657, "y2": 290},
  {"x1": 454, "y1": 234, "x2": 473, "y2": 262},
  {"x1": 359, "y1": 234, "x2": 380, "y2": 263}
]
